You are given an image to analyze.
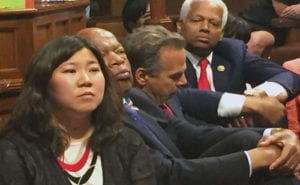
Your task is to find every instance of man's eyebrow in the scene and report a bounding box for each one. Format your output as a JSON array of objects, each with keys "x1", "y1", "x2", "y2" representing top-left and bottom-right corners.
[{"x1": 170, "y1": 72, "x2": 184, "y2": 79}]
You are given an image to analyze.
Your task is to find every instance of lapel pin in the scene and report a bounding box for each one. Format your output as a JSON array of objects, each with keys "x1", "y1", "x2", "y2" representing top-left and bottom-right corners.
[{"x1": 217, "y1": 65, "x2": 225, "y2": 72}]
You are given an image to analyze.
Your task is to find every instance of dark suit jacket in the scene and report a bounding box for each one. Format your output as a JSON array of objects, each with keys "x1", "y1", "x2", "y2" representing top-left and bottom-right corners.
[
  {"x1": 185, "y1": 38, "x2": 300, "y2": 99},
  {"x1": 172, "y1": 88, "x2": 225, "y2": 125},
  {"x1": 125, "y1": 87, "x2": 267, "y2": 185}
]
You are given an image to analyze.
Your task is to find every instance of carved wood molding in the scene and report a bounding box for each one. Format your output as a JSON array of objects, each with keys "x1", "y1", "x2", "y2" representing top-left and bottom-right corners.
[
  {"x1": 0, "y1": 78, "x2": 23, "y2": 94},
  {"x1": 149, "y1": 0, "x2": 167, "y2": 22},
  {"x1": 147, "y1": 0, "x2": 178, "y2": 31}
]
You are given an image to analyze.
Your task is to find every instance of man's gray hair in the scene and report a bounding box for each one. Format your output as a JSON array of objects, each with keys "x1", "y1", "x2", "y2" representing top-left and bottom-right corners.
[
  {"x1": 180, "y1": 0, "x2": 228, "y2": 29},
  {"x1": 123, "y1": 25, "x2": 186, "y2": 76}
]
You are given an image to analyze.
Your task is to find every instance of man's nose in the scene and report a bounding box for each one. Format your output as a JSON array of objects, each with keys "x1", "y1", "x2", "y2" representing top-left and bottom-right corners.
[
  {"x1": 109, "y1": 52, "x2": 125, "y2": 65},
  {"x1": 177, "y1": 74, "x2": 187, "y2": 87},
  {"x1": 199, "y1": 20, "x2": 209, "y2": 31}
]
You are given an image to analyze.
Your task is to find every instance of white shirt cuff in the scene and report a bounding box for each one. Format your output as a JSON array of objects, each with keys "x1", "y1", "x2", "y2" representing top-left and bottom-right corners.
[
  {"x1": 218, "y1": 93, "x2": 245, "y2": 117},
  {"x1": 244, "y1": 151, "x2": 252, "y2": 177},
  {"x1": 263, "y1": 128, "x2": 272, "y2": 136},
  {"x1": 255, "y1": 82, "x2": 287, "y2": 97},
  {"x1": 244, "y1": 128, "x2": 272, "y2": 177}
]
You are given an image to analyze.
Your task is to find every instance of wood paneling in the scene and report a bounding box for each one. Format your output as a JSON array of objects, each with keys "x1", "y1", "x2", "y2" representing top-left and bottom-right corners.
[
  {"x1": 88, "y1": 0, "x2": 183, "y2": 40},
  {"x1": 223, "y1": 0, "x2": 254, "y2": 15},
  {"x1": 148, "y1": 0, "x2": 178, "y2": 31},
  {"x1": 166, "y1": 0, "x2": 184, "y2": 16},
  {"x1": 0, "y1": 0, "x2": 89, "y2": 126}
]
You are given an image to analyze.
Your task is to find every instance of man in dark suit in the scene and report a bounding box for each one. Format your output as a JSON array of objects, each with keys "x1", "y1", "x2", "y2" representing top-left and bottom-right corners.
[
  {"x1": 77, "y1": 27, "x2": 300, "y2": 185},
  {"x1": 177, "y1": 0, "x2": 300, "y2": 127}
]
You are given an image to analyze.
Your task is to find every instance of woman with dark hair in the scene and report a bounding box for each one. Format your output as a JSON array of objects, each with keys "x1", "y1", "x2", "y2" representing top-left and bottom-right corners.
[
  {"x1": 0, "y1": 36, "x2": 155, "y2": 185},
  {"x1": 122, "y1": 0, "x2": 150, "y2": 33}
]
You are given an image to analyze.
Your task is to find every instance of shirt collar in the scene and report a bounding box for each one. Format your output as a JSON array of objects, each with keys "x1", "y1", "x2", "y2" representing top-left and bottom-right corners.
[{"x1": 185, "y1": 50, "x2": 213, "y2": 65}]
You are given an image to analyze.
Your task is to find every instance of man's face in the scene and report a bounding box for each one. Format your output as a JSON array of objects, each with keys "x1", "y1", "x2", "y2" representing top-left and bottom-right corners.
[
  {"x1": 141, "y1": 47, "x2": 187, "y2": 105},
  {"x1": 179, "y1": 1, "x2": 224, "y2": 53},
  {"x1": 96, "y1": 32, "x2": 133, "y2": 93}
]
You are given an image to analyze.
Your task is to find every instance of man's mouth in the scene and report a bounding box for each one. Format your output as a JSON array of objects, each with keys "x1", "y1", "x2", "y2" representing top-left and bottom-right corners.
[
  {"x1": 115, "y1": 70, "x2": 131, "y2": 80},
  {"x1": 196, "y1": 36, "x2": 209, "y2": 43}
]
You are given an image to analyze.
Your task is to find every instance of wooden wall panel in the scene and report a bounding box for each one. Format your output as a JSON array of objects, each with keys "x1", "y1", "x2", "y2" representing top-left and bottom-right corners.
[
  {"x1": 0, "y1": 29, "x2": 17, "y2": 73},
  {"x1": 0, "y1": 0, "x2": 89, "y2": 127},
  {"x1": 0, "y1": 19, "x2": 31, "y2": 80},
  {"x1": 166, "y1": 0, "x2": 184, "y2": 16}
]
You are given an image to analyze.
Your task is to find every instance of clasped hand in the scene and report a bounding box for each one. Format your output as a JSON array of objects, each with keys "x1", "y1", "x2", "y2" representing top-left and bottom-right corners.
[{"x1": 258, "y1": 129, "x2": 300, "y2": 175}]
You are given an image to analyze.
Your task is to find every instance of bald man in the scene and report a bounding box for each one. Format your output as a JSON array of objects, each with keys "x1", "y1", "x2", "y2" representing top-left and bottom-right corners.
[{"x1": 77, "y1": 28, "x2": 133, "y2": 94}]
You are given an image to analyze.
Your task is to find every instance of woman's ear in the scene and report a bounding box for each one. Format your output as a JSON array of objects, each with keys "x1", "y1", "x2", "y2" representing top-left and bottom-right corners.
[{"x1": 134, "y1": 68, "x2": 148, "y2": 87}]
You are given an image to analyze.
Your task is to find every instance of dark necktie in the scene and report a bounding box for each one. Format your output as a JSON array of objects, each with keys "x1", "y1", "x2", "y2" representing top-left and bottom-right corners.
[
  {"x1": 197, "y1": 58, "x2": 211, "y2": 90},
  {"x1": 160, "y1": 104, "x2": 174, "y2": 117}
]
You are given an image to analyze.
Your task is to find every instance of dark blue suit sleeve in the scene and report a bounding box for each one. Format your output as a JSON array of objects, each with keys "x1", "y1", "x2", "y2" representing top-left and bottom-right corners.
[
  {"x1": 243, "y1": 51, "x2": 300, "y2": 99},
  {"x1": 213, "y1": 38, "x2": 300, "y2": 99},
  {"x1": 176, "y1": 88, "x2": 223, "y2": 123},
  {"x1": 149, "y1": 145, "x2": 250, "y2": 185}
]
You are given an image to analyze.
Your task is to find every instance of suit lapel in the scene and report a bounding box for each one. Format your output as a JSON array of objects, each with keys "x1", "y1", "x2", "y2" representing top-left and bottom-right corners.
[
  {"x1": 167, "y1": 97, "x2": 185, "y2": 120},
  {"x1": 126, "y1": 88, "x2": 183, "y2": 157},
  {"x1": 185, "y1": 58, "x2": 198, "y2": 88},
  {"x1": 138, "y1": 110, "x2": 183, "y2": 156},
  {"x1": 211, "y1": 54, "x2": 231, "y2": 92},
  {"x1": 212, "y1": 39, "x2": 247, "y2": 93},
  {"x1": 123, "y1": 108, "x2": 181, "y2": 157},
  {"x1": 127, "y1": 88, "x2": 167, "y2": 118}
]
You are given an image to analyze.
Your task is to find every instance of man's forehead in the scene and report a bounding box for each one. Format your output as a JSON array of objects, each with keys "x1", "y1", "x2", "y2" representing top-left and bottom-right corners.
[
  {"x1": 97, "y1": 35, "x2": 121, "y2": 51},
  {"x1": 188, "y1": 1, "x2": 223, "y2": 18},
  {"x1": 101, "y1": 30, "x2": 113, "y2": 37}
]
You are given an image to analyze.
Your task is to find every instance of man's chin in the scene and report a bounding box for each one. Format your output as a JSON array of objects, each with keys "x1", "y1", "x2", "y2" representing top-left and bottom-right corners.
[
  {"x1": 188, "y1": 43, "x2": 212, "y2": 55},
  {"x1": 194, "y1": 42, "x2": 211, "y2": 49},
  {"x1": 118, "y1": 81, "x2": 133, "y2": 95}
]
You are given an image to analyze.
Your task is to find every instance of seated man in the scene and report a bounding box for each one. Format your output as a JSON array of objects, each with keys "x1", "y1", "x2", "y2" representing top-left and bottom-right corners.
[
  {"x1": 77, "y1": 27, "x2": 300, "y2": 185},
  {"x1": 178, "y1": 0, "x2": 300, "y2": 127}
]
